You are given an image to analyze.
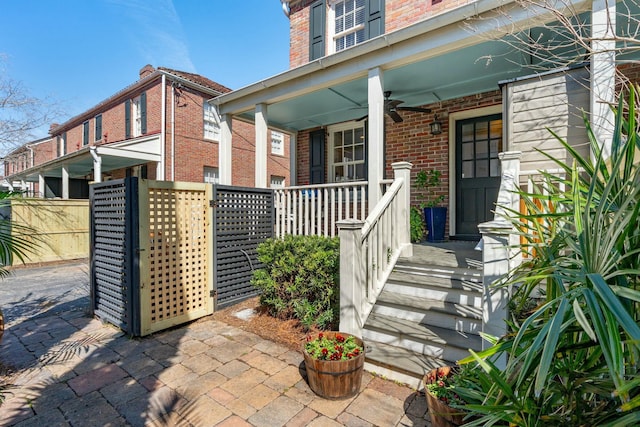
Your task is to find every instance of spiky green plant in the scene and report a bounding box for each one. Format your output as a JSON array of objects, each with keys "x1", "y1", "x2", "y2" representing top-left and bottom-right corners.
[{"x1": 455, "y1": 86, "x2": 640, "y2": 426}]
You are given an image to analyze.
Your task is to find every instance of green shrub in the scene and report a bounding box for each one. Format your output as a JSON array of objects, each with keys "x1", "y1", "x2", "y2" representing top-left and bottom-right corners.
[
  {"x1": 251, "y1": 234, "x2": 340, "y2": 330},
  {"x1": 410, "y1": 206, "x2": 426, "y2": 242}
]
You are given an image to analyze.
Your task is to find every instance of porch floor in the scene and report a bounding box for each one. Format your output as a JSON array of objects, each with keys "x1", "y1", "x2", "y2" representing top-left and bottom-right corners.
[{"x1": 403, "y1": 240, "x2": 482, "y2": 269}]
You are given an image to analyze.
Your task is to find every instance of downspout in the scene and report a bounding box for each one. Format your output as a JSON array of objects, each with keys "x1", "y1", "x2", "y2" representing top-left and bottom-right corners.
[
  {"x1": 160, "y1": 74, "x2": 166, "y2": 180},
  {"x1": 171, "y1": 81, "x2": 176, "y2": 181},
  {"x1": 89, "y1": 146, "x2": 102, "y2": 183},
  {"x1": 27, "y1": 144, "x2": 35, "y2": 193}
]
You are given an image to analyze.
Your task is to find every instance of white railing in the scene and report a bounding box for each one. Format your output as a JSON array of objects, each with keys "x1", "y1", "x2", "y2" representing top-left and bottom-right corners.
[
  {"x1": 273, "y1": 181, "x2": 368, "y2": 238},
  {"x1": 338, "y1": 162, "x2": 413, "y2": 337}
]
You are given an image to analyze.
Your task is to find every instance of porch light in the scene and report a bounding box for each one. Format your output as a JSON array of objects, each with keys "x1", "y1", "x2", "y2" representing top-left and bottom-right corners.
[{"x1": 430, "y1": 115, "x2": 442, "y2": 135}]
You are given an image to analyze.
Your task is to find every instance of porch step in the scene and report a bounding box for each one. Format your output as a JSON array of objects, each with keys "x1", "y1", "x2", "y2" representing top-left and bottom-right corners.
[
  {"x1": 373, "y1": 291, "x2": 482, "y2": 335},
  {"x1": 363, "y1": 313, "x2": 482, "y2": 378},
  {"x1": 362, "y1": 244, "x2": 484, "y2": 385},
  {"x1": 387, "y1": 265, "x2": 483, "y2": 308}
]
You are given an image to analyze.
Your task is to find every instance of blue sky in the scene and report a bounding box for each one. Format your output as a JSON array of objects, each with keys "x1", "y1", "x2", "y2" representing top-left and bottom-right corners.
[{"x1": 0, "y1": 0, "x2": 290, "y2": 130}]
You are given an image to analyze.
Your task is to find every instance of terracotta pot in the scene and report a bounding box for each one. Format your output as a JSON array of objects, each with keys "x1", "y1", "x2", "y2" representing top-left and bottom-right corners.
[
  {"x1": 303, "y1": 332, "x2": 365, "y2": 399},
  {"x1": 424, "y1": 367, "x2": 466, "y2": 427}
]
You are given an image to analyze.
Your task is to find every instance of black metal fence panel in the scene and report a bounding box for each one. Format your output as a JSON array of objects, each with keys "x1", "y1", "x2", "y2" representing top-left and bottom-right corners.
[{"x1": 212, "y1": 185, "x2": 274, "y2": 308}]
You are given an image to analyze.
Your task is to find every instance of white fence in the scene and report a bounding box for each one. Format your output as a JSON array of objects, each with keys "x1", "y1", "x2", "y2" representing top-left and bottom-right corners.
[{"x1": 273, "y1": 182, "x2": 368, "y2": 238}]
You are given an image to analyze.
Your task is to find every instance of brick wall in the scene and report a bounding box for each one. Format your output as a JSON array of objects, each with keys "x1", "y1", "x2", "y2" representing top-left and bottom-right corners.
[
  {"x1": 289, "y1": 0, "x2": 470, "y2": 68},
  {"x1": 295, "y1": 89, "x2": 502, "y2": 206}
]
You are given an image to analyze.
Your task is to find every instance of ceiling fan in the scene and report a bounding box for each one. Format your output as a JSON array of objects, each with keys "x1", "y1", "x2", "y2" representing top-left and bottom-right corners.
[
  {"x1": 357, "y1": 91, "x2": 432, "y2": 123},
  {"x1": 384, "y1": 91, "x2": 431, "y2": 123}
]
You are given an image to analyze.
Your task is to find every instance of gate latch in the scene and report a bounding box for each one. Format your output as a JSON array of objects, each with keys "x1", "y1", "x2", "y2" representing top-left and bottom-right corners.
[
  {"x1": 209, "y1": 200, "x2": 217, "y2": 208},
  {"x1": 210, "y1": 290, "x2": 217, "y2": 298}
]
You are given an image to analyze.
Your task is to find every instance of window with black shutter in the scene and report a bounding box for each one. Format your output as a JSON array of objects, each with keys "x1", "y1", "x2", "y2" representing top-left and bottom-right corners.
[
  {"x1": 82, "y1": 121, "x2": 89, "y2": 146},
  {"x1": 95, "y1": 114, "x2": 102, "y2": 142},
  {"x1": 125, "y1": 99, "x2": 131, "y2": 139},
  {"x1": 309, "y1": 0, "x2": 326, "y2": 61}
]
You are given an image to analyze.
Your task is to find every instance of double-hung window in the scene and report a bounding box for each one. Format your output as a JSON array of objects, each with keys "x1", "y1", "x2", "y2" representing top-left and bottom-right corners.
[
  {"x1": 332, "y1": 0, "x2": 366, "y2": 52},
  {"x1": 204, "y1": 103, "x2": 221, "y2": 140},
  {"x1": 82, "y1": 121, "x2": 90, "y2": 146}
]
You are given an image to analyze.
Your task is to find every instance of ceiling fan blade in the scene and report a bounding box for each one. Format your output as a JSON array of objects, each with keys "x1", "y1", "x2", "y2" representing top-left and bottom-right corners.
[
  {"x1": 397, "y1": 106, "x2": 432, "y2": 113},
  {"x1": 385, "y1": 99, "x2": 403, "y2": 111},
  {"x1": 387, "y1": 110, "x2": 403, "y2": 123}
]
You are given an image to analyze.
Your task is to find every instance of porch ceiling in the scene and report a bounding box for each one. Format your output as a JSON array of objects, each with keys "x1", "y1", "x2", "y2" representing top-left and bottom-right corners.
[
  {"x1": 238, "y1": 39, "x2": 530, "y2": 131},
  {"x1": 225, "y1": 0, "x2": 639, "y2": 133}
]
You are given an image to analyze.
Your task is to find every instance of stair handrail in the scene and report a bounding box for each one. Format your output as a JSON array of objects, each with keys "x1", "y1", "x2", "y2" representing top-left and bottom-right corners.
[{"x1": 338, "y1": 162, "x2": 413, "y2": 337}]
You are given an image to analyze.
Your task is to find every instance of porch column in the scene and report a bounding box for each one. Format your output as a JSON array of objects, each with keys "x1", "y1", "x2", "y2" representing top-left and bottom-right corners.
[
  {"x1": 289, "y1": 133, "x2": 297, "y2": 186},
  {"x1": 392, "y1": 161, "x2": 413, "y2": 258},
  {"x1": 220, "y1": 113, "x2": 233, "y2": 185},
  {"x1": 337, "y1": 219, "x2": 366, "y2": 337},
  {"x1": 478, "y1": 220, "x2": 511, "y2": 370},
  {"x1": 90, "y1": 146, "x2": 102, "y2": 183},
  {"x1": 255, "y1": 103, "x2": 268, "y2": 188},
  {"x1": 62, "y1": 165, "x2": 69, "y2": 199},
  {"x1": 367, "y1": 67, "x2": 384, "y2": 212},
  {"x1": 38, "y1": 173, "x2": 45, "y2": 198},
  {"x1": 591, "y1": 0, "x2": 616, "y2": 158}
]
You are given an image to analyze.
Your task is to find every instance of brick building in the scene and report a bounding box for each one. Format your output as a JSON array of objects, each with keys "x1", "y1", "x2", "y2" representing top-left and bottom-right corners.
[
  {"x1": 3, "y1": 65, "x2": 290, "y2": 197},
  {"x1": 212, "y1": 0, "x2": 640, "y2": 240}
]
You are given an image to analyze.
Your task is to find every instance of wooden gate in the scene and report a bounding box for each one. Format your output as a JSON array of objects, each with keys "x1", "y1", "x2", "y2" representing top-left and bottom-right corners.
[
  {"x1": 213, "y1": 185, "x2": 274, "y2": 308},
  {"x1": 137, "y1": 180, "x2": 213, "y2": 336}
]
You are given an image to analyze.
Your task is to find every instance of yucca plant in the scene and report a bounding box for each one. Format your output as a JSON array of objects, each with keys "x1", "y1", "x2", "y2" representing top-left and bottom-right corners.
[{"x1": 455, "y1": 85, "x2": 640, "y2": 426}]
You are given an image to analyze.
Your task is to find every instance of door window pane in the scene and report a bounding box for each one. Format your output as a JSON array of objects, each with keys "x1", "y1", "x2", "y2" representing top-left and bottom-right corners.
[
  {"x1": 462, "y1": 124, "x2": 474, "y2": 142},
  {"x1": 462, "y1": 161, "x2": 474, "y2": 178},
  {"x1": 462, "y1": 143, "x2": 474, "y2": 160},
  {"x1": 476, "y1": 160, "x2": 489, "y2": 177}
]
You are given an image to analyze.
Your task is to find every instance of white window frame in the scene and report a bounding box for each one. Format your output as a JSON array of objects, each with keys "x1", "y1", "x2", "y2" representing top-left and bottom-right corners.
[
  {"x1": 204, "y1": 166, "x2": 219, "y2": 184},
  {"x1": 329, "y1": 0, "x2": 366, "y2": 54},
  {"x1": 328, "y1": 121, "x2": 366, "y2": 183},
  {"x1": 271, "y1": 131, "x2": 284, "y2": 156},
  {"x1": 132, "y1": 96, "x2": 142, "y2": 137},
  {"x1": 204, "y1": 103, "x2": 221, "y2": 141},
  {"x1": 270, "y1": 175, "x2": 285, "y2": 188}
]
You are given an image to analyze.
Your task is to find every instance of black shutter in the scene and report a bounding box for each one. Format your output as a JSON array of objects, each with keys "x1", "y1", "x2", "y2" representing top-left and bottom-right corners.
[
  {"x1": 309, "y1": 130, "x2": 325, "y2": 184},
  {"x1": 365, "y1": 0, "x2": 384, "y2": 40},
  {"x1": 83, "y1": 121, "x2": 89, "y2": 146},
  {"x1": 309, "y1": 0, "x2": 326, "y2": 61},
  {"x1": 125, "y1": 99, "x2": 131, "y2": 139},
  {"x1": 140, "y1": 92, "x2": 147, "y2": 135},
  {"x1": 95, "y1": 114, "x2": 102, "y2": 142},
  {"x1": 56, "y1": 135, "x2": 61, "y2": 157},
  {"x1": 62, "y1": 132, "x2": 67, "y2": 155}
]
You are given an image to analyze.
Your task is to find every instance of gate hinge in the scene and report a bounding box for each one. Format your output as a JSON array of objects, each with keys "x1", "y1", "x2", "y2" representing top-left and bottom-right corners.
[
  {"x1": 209, "y1": 200, "x2": 217, "y2": 208},
  {"x1": 210, "y1": 290, "x2": 217, "y2": 298}
]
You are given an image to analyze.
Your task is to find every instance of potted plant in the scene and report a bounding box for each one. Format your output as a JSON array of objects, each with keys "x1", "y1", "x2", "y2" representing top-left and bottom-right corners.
[
  {"x1": 424, "y1": 365, "x2": 477, "y2": 427},
  {"x1": 303, "y1": 331, "x2": 365, "y2": 399},
  {"x1": 415, "y1": 169, "x2": 447, "y2": 242}
]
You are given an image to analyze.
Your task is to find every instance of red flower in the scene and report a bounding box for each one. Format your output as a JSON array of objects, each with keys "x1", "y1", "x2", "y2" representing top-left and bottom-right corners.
[
  {"x1": 318, "y1": 333, "x2": 324, "y2": 339},
  {"x1": 322, "y1": 348, "x2": 328, "y2": 355},
  {"x1": 336, "y1": 334, "x2": 345, "y2": 343}
]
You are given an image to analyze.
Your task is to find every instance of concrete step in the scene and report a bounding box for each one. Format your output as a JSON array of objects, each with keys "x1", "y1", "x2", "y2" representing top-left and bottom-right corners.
[
  {"x1": 363, "y1": 313, "x2": 482, "y2": 364},
  {"x1": 373, "y1": 290, "x2": 482, "y2": 335}
]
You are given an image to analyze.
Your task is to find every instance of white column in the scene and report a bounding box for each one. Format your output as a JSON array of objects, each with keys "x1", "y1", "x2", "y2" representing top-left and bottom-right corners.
[
  {"x1": 392, "y1": 162, "x2": 413, "y2": 258},
  {"x1": 337, "y1": 219, "x2": 366, "y2": 337},
  {"x1": 90, "y1": 147, "x2": 102, "y2": 183},
  {"x1": 38, "y1": 173, "x2": 45, "y2": 198},
  {"x1": 289, "y1": 133, "x2": 297, "y2": 186},
  {"x1": 62, "y1": 166, "x2": 69, "y2": 199},
  {"x1": 478, "y1": 220, "x2": 511, "y2": 370},
  {"x1": 591, "y1": 0, "x2": 616, "y2": 158},
  {"x1": 220, "y1": 113, "x2": 233, "y2": 185},
  {"x1": 367, "y1": 68, "x2": 384, "y2": 212},
  {"x1": 255, "y1": 103, "x2": 268, "y2": 188}
]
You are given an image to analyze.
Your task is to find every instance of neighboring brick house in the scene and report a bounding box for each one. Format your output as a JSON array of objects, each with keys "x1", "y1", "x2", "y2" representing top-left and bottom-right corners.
[
  {"x1": 3, "y1": 65, "x2": 290, "y2": 198},
  {"x1": 213, "y1": 0, "x2": 639, "y2": 240}
]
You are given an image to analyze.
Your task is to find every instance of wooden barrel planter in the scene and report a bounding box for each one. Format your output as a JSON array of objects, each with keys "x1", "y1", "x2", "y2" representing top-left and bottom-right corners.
[
  {"x1": 303, "y1": 332, "x2": 365, "y2": 399},
  {"x1": 424, "y1": 366, "x2": 466, "y2": 427}
]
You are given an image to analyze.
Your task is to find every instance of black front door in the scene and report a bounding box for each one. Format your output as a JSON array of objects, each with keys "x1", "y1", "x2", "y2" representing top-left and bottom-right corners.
[{"x1": 455, "y1": 114, "x2": 503, "y2": 239}]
